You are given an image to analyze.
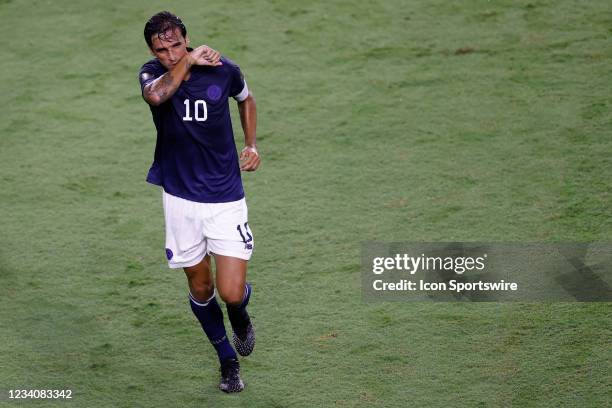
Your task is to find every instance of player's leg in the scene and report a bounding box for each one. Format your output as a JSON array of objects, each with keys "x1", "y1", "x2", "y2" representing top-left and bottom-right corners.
[
  {"x1": 184, "y1": 254, "x2": 214, "y2": 301},
  {"x1": 184, "y1": 256, "x2": 239, "y2": 368},
  {"x1": 185, "y1": 257, "x2": 243, "y2": 393},
  {"x1": 162, "y1": 190, "x2": 242, "y2": 392},
  {"x1": 215, "y1": 255, "x2": 247, "y2": 304},
  {"x1": 204, "y1": 198, "x2": 255, "y2": 392},
  {"x1": 205, "y1": 198, "x2": 255, "y2": 357},
  {"x1": 214, "y1": 255, "x2": 255, "y2": 357},
  {"x1": 204, "y1": 255, "x2": 252, "y2": 392}
]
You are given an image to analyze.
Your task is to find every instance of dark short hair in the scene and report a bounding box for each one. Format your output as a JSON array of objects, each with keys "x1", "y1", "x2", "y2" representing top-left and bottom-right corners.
[{"x1": 144, "y1": 11, "x2": 187, "y2": 48}]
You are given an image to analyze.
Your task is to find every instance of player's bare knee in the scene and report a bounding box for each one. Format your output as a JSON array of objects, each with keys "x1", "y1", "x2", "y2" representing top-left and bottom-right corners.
[
  {"x1": 191, "y1": 281, "x2": 214, "y2": 301},
  {"x1": 191, "y1": 284, "x2": 215, "y2": 301},
  {"x1": 218, "y1": 287, "x2": 243, "y2": 305}
]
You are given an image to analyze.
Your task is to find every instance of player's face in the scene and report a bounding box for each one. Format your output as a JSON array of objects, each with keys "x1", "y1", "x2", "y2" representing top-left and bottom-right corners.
[{"x1": 149, "y1": 28, "x2": 189, "y2": 70}]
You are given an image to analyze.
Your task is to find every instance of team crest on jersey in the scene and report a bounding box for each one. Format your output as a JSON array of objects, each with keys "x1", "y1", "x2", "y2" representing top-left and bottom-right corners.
[{"x1": 207, "y1": 85, "x2": 222, "y2": 101}]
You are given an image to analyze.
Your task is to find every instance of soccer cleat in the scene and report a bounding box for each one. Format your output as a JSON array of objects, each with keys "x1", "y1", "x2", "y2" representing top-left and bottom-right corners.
[
  {"x1": 232, "y1": 321, "x2": 255, "y2": 357},
  {"x1": 219, "y1": 358, "x2": 244, "y2": 393}
]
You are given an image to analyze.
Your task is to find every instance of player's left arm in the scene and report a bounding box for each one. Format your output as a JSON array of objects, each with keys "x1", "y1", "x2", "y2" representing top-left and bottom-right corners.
[{"x1": 238, "y1": 93, "x2": 260, "y2": 172}]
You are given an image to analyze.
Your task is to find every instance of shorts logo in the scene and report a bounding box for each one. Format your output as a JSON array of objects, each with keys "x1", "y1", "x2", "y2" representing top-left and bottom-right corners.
[
  {"x1": 237, "y1": 222, "x2": 253, "y2": 251},
  {"x1": 207, "y1": 85, "x2": 222, "y2": 101},
  {"x1": 165, "y1": 248, "x2": 173, "y2": 260}
]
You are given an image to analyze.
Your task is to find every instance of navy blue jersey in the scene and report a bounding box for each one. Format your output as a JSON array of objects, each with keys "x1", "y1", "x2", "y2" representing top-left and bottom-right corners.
[{"x1": 138, "y1": 56, "x2": 248, "y2": 203}]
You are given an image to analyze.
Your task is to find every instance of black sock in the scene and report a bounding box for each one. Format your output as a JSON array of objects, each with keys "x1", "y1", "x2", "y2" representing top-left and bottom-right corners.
[{"x1": 227, "y1": 283, "x2": 252, "y2": 337}]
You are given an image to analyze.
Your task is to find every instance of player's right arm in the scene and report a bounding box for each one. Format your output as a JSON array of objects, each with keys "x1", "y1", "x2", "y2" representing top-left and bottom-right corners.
[
  {"x1": 142, "y1": 56, "x2": 192, "y2": 106},
  {"x1": 141, "y1": 46, "x2": 222, "y2": 106}
]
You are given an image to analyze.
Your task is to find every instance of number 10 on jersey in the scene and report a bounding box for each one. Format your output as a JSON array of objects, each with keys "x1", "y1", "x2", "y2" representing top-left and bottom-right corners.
[{"x1": 182, "y1": 99, "x2": 207, "y2": 122}]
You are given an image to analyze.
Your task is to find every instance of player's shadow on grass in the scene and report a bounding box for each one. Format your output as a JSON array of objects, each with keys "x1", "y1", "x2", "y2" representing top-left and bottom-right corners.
[{"x1": 554, "y1": 244, "x2": 612, "y2": 301}]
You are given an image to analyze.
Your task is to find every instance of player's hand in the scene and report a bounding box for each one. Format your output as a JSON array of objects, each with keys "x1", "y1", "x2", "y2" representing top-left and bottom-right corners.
[
  {"x1": 240, "y1": 145, "x2": 260, "y2": 171},
  {"x1": 190, "y1": 45, "x2": 222, "y2": 66}
]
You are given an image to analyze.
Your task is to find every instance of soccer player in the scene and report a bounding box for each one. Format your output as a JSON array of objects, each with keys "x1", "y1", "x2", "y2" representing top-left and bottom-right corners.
[{"x1": 138, "y1": 11, "x2": 260, "y2": 393}]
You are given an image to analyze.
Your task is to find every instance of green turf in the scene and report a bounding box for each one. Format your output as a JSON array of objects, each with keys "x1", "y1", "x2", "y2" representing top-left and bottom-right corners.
[{"x1": 1, "y1": 0, "x2": 610, "y2": 407}]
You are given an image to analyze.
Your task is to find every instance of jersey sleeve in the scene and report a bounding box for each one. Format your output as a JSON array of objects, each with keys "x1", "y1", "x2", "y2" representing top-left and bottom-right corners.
[
  {"x1": 224, "y1": 57, "x2": 249, "y2": 102},
  {"x1": 138, "y1": 60, "x2": 166, "y2": 94}
]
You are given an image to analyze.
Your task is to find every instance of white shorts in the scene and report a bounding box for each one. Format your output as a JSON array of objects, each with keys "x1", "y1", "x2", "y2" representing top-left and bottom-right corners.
[{"x1": 162, "y1": 190, "x2": 254, "y2": 268}]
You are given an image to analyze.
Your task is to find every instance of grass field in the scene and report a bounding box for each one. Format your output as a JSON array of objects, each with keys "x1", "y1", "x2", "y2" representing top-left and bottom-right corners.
[{"x1": 1, "y1": 0, "x2": 611, "y2": 407}]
